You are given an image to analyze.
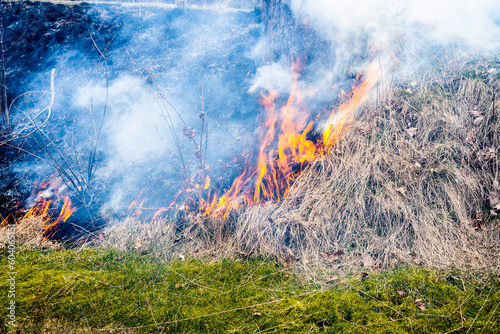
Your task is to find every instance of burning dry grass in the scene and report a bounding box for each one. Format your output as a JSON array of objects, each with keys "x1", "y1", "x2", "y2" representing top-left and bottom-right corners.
[
  {"x1": 234, "y1": 71, "x2": 500, "y2": 269},
  {"x1": 98, "y1": 68, "x2": 500, "y2": 271},
  {"x1": 14, "y1": 66, "x2": 500, "y2": 272}
]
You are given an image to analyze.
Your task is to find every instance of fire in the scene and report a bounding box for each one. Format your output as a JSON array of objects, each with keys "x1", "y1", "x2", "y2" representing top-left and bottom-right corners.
[
  {"x1": 128, "y1": 189, "x2": 145, "y2": 217},
  {"x1": 5, "y1": 177, "x2": 77, "y2": 238},
  {"x1": 323, "y1": 61, "x2": 381, "y2": 150},
  {"x1": 4, "y1": 60, "x2": 381, "y2": 238},
  {"x1": 125, "y1": 60, "x2": 382, "y2": 221},
  {"x1": 197, "y1": 60, "x2": 381, "y2": 218},
  {"x1": 42, "y1": 195, "x2": 76, "y2": 237}
]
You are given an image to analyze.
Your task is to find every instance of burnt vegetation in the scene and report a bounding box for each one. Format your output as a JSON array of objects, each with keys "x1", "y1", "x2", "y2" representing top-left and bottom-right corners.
[{"x1": 0, "y1": 1, "x2": 124, "y2": 231}]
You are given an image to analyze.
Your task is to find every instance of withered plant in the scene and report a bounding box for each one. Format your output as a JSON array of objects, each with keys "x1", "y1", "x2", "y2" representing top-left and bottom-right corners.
[
  {"x1": 233, "y1": 65, "x2": 500, "y2": 270},
  {"x1": 103, "y1": 62, "x2": 500, "y2": 271},
  {"x1": 0, "y1": 34, "x2": 117, "y2": 242},
  {"x1": 125, "y1": 47, "x2": 211, "y2": 211}
]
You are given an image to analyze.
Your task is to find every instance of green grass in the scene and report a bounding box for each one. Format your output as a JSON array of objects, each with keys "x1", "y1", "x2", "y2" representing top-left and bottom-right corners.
[{"x1": 1, "y1": 248, "x2": 499, "y2": 333}]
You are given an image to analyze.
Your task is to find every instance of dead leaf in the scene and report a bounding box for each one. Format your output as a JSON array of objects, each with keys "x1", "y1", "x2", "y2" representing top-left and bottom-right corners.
[
  {"x1": 325, "y1": 275, "x2": 339, "y2": 283},
  {"x1": 182, "y1": 127, "x2": 196, "y2": 140},
  {"x1": 473, "y1": 211, "x2": 485, "y2": 231},
  {"x1": 332, "y1": 249, "x2": 345, "y2": 259},
  {"x1": 435, "y1": 276, "x2": 440, "y2": 283},
  {"x1": 397, "y1": 290, "x2": 407, "y2": 296},
  {"x1": 362, "y1": 254, "x2": 376, "y2": 268},
  {"x1": 413, "y1": 299, "x2": 426, "y2": 311},
  {"x1": 135, "y1": 240, "x2": 142, "y2": 249},
  {"x1": 395, "y1": 187, "x2": 407, "y2": 197},
  {"x1": 321, "y1": 250, "x2": 344, "y2": 263},
  {"x1": 466, "y1": 130, "x2": 477, "y2": 143},
  {"x1": 175, "y1": 284, "x2": 182, "y2": 289}
]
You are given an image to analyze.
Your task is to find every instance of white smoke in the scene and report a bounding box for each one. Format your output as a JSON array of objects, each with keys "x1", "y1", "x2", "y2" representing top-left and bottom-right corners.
[
  {"x1": 289, "y1": 0, "x2": 500, "y2": 70},
  {"x1": 249, "y1": 62, "x2": 294, "y2": 94},
  {"x1": 249, "y1": 0, "x2": 500, "y2": 106},
  {"x1": 74, "y1": 76, "x2": 167, "y2": 166}
]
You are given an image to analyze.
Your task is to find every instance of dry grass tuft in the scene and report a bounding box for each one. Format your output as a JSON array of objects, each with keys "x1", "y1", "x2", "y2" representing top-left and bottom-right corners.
[
  {"x1": 0, "y1": 217, "x2": 60, "y2": 250},
  {"x1": 98, "y1": 65, "x2": 500, "y2": 271},
  {"x1": 234, "y1": 69, "x2": 500, "y2": 269},
  {"x1": 100, "y1": 214, "x2": 238, "y2": 261}
]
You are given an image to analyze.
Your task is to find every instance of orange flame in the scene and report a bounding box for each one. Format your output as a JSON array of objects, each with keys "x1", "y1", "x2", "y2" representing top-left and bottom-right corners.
[
  {"x1": 133, "y1": 61, "x2": 382, "y2": 222},
  {"x1": 15, "y1": 177, "x2": 77, "y2": 238},
  {"x1": 199, "y1": 60, "x2": 381, "y2": 217}
]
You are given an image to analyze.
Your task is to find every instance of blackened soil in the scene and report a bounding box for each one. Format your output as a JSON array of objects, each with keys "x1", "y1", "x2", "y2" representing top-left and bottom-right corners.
[{"x1": 0, "y1": 1, "x2": 123, "y2": 219}]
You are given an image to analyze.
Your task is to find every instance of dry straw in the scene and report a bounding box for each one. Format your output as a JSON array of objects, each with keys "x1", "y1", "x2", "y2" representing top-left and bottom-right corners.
[{"x1": 232, "y1": 67, "x2": 500, "y2": 270}]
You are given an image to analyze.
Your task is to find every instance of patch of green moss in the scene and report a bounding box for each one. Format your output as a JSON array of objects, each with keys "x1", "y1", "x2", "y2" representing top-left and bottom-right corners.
[{"x1": 0, "y1": 248, "x2": 499, "y2": 333}]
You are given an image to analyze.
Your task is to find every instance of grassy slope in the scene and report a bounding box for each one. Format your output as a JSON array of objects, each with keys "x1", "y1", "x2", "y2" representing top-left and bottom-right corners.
[{"x1": 0, "y1": 248, "x2": 499, "y2": 333}]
